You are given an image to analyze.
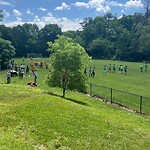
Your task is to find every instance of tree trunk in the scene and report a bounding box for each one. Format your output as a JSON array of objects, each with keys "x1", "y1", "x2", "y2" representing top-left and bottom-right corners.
[{"x1": 62, "y1": 80, "x2": 67, "y2": 98}]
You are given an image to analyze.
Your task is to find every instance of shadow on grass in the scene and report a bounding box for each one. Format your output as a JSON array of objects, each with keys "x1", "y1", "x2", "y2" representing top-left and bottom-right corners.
[{"x1": 46, "y1": 92, "x2": 88, "y2": 106}]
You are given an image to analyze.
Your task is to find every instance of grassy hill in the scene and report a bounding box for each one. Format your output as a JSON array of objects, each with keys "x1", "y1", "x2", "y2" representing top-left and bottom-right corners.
[{"x1": 0, "y1": 84, "x2": 150, "y2": 150}]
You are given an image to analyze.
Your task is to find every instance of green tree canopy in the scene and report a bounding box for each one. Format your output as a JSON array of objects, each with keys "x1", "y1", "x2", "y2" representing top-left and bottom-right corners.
[
  {"x1": 47, "y1": 36, "x2": 90, "y2": 97},
  {"x1": 0, "y1": 38, "x2": 16, "y2": 69},
  {"x1": 0, "y1": 10, "x2": 3, "y2": 22}
]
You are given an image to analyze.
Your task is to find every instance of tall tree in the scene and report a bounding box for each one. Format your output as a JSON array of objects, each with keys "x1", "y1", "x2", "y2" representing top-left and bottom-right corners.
[
  {"x1": 0, "y1": 38, "x2": 15, "y2": 69},
  {"x1": 89, "y1": 38, "x2": 115, "y2": 59},
  {"x1": 11, "y1": 24, "x2": 39, "y2": 57},
  {"x1": 142, "y1": 0, "x2": 150, "y2": 23},
  {"x1": 0, "y1": 10, "x2": 3, "y2": 22},
  {"x1": 38, "y1": 24, "x2": 62, "y2": 57},
  {"x1": 47, "y1": 36, "x2": 90, "y2": 97}
]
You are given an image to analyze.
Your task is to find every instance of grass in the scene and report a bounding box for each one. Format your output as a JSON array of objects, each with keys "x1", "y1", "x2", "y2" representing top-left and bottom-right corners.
[
  {"x1": 86, "y1": 60, "x2": 150, "y2": 114},
  {"x1": 0, "y1": 84, "x2": 150, "y2": 150},
  {"x1": 0, "y1": 58, "x2": 150, "y2": 149},
  {"x1": 0, "y1": 58, "x2": 150, "y2": 114},
  {"x1": 88, "y1": 60, "x2": 150, "y2": 97}
]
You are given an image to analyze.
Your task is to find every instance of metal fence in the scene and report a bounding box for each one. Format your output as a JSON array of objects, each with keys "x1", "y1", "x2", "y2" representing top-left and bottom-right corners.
[{"x1": 86, "y1": 82, "x2": 150, "y2": 115}]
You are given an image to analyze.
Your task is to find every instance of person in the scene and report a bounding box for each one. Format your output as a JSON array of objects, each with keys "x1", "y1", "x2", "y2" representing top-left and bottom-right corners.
[
  {"x1": 120, "y1": 65, "x2": 123, "y2": 74},
  {"x1": 30, "y1": 60, "x2": 35, "y2": 75},
  {"x1": 91, "y1": 67, "x2": 95, "y2": 78},
  {"x1": 112, "y1": 64, "x2": 116, "y2": 73},
  {"x1": 45, "y1": 61, "x2": 49, "y2": 69},
  {"x1": 89, "y1": 67, "x2": 92, "y2": 77},
  {"x1": 140, "y1": 65, "x2": 143, "y2": 72},
  {"x1": 6, "y1": 70, "x2": 11, "y2": 84},
  {"x1": 14, "y1": 63, "x2": 18, "y2": 72},
  {"x1": 26, "y1": 65, "x2": 30, "y2": 75},
  {"x1": 84, "y1": 68, "x2": 87, "y2": 76},
  {"x1": 118, "y1": 65, "x2": 121, "y2": 73},
  {"x1": 108, "y1": 64, "x2": 111, "y2": 73},
  {"x1": 124, "y1": 65, "x2": 127, "y2": 75},
  {"x1": 103, "y1": 65, "x2": 106, "y2": 74},
  {"x1": 33, "y1": 70, "x2": 37, "y2": 83},
  {"x1": 145, "y1": 62, "x2": 148, "y2": 71},
  {"x1": 20, "y1": 68, "x2": 24, "y2": 79}
]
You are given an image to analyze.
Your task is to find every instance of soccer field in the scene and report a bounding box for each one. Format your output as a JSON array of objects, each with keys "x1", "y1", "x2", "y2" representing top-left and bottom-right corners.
[{"x1": 87, "y1": 60, "x2": 150, "y2": 97}]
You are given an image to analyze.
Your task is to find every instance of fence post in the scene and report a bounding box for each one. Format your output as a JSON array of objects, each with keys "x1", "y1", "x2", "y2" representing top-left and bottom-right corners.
[
  {"x1": 140, "y1": 96, "x2": 143, "y2": 113},
  {"x1": 110, "y1": 88, "x2": 113, "y2": 104},
  {"x1": 90, "y1": 83, "x2": 92, "y2": 96}
]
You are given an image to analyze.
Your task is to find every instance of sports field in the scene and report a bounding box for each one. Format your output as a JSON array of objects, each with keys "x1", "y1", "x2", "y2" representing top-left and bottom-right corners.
[
  {"x1": 0, "y1": 58, "x2": 150, "y2": 149},
  {"x1": 0, "y1": 58, "x2": 149, "y2": 114},
  {"x1": 88, "y1": 60, "x2": 150, "y2": 97}
]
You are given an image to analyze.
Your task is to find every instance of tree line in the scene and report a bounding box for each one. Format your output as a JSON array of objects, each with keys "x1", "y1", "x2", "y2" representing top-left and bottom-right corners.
[{"x1": 0, "y1": 11, "x2": 150, "y2": 69}]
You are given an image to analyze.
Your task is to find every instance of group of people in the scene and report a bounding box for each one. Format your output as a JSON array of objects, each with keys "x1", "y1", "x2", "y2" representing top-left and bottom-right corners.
[
  {"x1": 104, "y1": 64, "x2": 128, "y2": 75},
  {"x1": 84, "y1": 64, "x2": 128, "y2": 77},
  {"x1": 140, "y1": 63, "x2": 148, "y2": 72},
  {"x1": 84, "y1": 67, "x2": 95, "y2": 78},
  {"x1": 6, "y1": 59, "x2": 38, "y2": 85}
]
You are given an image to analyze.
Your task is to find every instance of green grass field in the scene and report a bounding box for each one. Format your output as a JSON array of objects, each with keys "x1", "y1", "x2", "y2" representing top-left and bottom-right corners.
[
  {"x1": 88, "y1": 60, "x2": 150, "y2": 97},
  {"x1": 0, "y1": 58, "x2": 150, "y2": 149},
  {"x1": 0, "y1": 58, "x2": 150, "y2": 114},
  {"x1": 0, "y1": 83, "x2": 150, "y2": 149}
]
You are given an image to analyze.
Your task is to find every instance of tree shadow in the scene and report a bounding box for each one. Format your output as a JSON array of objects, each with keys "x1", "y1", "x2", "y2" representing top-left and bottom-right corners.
[{"x1": 46, "y1": 91, "x2": 88, "y2": 106}]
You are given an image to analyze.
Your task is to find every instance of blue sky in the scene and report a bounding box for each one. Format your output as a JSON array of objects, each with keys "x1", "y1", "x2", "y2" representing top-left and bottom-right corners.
[{"x1": 0, "y1": 0, "x2": 144, "y2": 31}]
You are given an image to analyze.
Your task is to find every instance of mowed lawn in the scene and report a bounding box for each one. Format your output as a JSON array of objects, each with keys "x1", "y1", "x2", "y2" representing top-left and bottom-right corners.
[
  {"x1": 0, "y1": 58, "x2": 150, "y2": 114},
  {"x1": 0, "y1": 58, "x2": 150, "y2": 149},
  {"x1": 88, "y1": 60, "x2": 150, "y2": 98},
  {"x1": 1, "y1": 58, "x2": 149, "y2": 97},
  {"x1": 0, "y1": 84, "x2": 150, "y2": 150}
]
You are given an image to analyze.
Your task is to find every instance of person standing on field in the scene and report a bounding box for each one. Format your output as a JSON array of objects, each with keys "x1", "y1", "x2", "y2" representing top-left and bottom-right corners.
[
  {"x1": 108, "y1": 64, "x2": 111, "y2": 73},
  {"x1": 145, "y1": 62, "x2": 148, "y2": 71},
  {"x1": 91, "y1": 67, "x2": 95, "y2": 78},
  {"x1": 140, "y1": 65, "x2": 143, "y2": 72},
  {"x1": 124, "y1": 65, "x2": 127, "y2": 75},
  {"x1": 33, "y1": 70, "x2": 37, "y2": 84},
  {"x1": 6, "y1": 70, "x2": 11, "y2": 84},
  {"x1": 103, "y1": 65, "x2": 106, "y2": 74},
  {"x1": 112, "y1": 64, "x2": 116, "y2": 73}
]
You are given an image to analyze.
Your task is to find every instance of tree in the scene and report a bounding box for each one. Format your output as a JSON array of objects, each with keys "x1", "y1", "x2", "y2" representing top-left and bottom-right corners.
[
  {"x1": 47, "y1": 36, "x2": 90, "y2": 97},
  {"x1": 11, "y1": 23, "x2": 39, "y2": 57},
  {"x1": 142, "y1": 0, "x2": 150, "y2": 20},
  {"x1": 0, "y1": 38, "x2": 16, "y2": 69},
  {"x1": 0, "y1": 10, "x2": 3, "y2": 22},
  {"x1": 89, "y1": 38, "x2": 115, "y2": 59},
  {"x1": 38, "y1": 24, "x2": 62, "y2": 57}
]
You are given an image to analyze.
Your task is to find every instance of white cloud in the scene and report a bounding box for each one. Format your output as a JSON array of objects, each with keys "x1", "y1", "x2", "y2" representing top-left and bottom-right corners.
[
  {"x1": 74, "y1": 0, "x2": 110, "y2": 13},
  {"x1": 26, "y1": 9, "x2": 34, "y2": 15},
  {"x1": 13, "y1": 9, "x2": 21, "y2": 17},
  {"x1": 16, "y1": 17, "x2": 22, "y2": 22},
  {"x1": 74, "y1": 2, "x2": 89, "y2": 8},
  {"x1": 34, "y1": 15, "x2": 41, "y2": 22},
  {"x1": 125, "y1": 0, "x2": 143, "y2": 9},
  {"x1": 2, "y1": 10, "x2": 10, "y2": 18},
  {"x1": 0, "y1": 0, "x2": 11, "y2": 5},
  {"x1": 107, "y1": 1, "x2": 123, "y2": 7},
  {"x1": 34, "y1": 12, "x2": 82, "y2": 31},
  {"x1": 38, "y1": 7, "x2": 47, "y2": 11},
  {"x1": 55, "y1": 2, "x2": 70, "y2": 11}
]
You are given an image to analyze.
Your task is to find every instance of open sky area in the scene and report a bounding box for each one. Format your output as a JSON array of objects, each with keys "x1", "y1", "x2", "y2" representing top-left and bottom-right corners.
[{"x1": 0, "y1": 0, "x2": 145, "y2": 31}]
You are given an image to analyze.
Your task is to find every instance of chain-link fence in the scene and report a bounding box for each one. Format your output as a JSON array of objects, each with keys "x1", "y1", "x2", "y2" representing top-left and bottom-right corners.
[{"x1": 86, "y1": 82, "x2": 150, "y2": 115}]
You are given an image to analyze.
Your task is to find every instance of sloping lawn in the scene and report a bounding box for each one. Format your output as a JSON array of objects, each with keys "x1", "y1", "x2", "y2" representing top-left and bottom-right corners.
[{"x1": 0, "y1": 84, "x2": 150, "y2": 150}]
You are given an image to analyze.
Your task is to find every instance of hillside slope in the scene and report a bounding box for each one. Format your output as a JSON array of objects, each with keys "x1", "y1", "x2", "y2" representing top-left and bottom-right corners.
[{"x1": 0, "y1": 84, "x2": 150, "y2": 150}]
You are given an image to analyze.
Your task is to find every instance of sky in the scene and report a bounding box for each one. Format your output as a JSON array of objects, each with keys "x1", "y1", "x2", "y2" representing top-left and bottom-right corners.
[{"x1": 0, "y1": 0, "x2": 145, "y2": 31}]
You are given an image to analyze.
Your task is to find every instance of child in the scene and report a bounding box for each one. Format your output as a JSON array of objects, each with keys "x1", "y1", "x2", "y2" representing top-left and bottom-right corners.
[{"x1": 6, "y1": 70, "x2": 11, "y2": 84}]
